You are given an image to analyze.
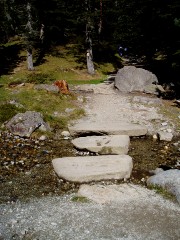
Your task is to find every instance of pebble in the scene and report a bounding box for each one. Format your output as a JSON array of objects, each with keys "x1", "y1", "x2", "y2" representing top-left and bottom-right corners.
[
  {"x1": 51, "y1": 222, "x2": 57, "y2": 226},
  {"x1": 39, "y1": 135, "x2": 47, "y2": 141},
  {"x1": 161, "y1": 122, "x2": 168, "y2": 126},
  {"x1": 153, "y1": 134, "x2": 158, "y2": 139},
  {"x1": 77, "y1": 96, "x2": 84, "y2": 102},
  {"x1": 65, "y1": 108, "x2": 74, "y2": 113}
]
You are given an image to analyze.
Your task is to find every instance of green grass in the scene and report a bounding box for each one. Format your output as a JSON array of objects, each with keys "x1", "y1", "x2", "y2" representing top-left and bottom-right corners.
[
  {"x1": 148, "y1": 185, "x2": 176, "y2": 201},
  {"x1": 71, "y1": 196, "x2": 90, "y2": 203},
  {"x1": 0, "y1": 43, "x2": 117, "y2": 131},
  {"x1": 0, "y1": 103, "x2": 23, "y2": 124}
]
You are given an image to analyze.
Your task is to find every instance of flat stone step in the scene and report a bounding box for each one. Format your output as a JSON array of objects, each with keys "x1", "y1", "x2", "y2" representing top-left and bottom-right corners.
[
  {"x1": 77, "y1": 184, "x2": 155, "y2": 204},
  {"x1": 52, "y1": 155, "x2": 133, "y2": 183},
  {"x1": 71, "y1": 135, "x2": 130, "y2": 155},
  {"x1": 68, "y1": 122, "x2": 147, "y2": 137}
]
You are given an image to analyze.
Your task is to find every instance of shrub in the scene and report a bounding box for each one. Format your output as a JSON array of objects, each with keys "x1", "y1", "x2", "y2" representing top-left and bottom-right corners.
[{"x1": 26, "y1": 73, "x2": 55, "y2": 84}]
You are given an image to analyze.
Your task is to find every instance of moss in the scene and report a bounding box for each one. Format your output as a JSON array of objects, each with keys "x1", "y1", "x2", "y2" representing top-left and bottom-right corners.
[{"x1": 71, "y1": 196, "x2": 89, "y2": 203}]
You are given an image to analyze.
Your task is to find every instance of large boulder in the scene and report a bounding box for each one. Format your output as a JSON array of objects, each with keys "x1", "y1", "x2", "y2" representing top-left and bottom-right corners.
[
  {"x1": 5, "y1": 111, "x2": 51, "y2": 137},
  {"x1": 114, "y1": 66, "x2": 158, "y2": 93}
]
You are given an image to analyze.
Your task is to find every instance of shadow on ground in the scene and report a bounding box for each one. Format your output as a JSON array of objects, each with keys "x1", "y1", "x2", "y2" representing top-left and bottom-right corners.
[{"x1": 0, "y1": 43, "x2": 25, "y2": 76}]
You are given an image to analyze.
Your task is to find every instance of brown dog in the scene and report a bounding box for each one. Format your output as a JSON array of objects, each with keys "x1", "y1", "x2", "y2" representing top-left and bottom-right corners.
[{"x1": 54, "y1": 80, "x2": 69, "y2": 94}]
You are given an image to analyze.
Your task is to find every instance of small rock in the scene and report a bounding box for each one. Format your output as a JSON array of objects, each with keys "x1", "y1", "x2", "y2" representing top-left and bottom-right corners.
[
  {"x1": 65, "y1": 108, "x2": 74, "y2": 113},
  {"x1": 51, "y1": 222, "x2": 57, "y2": 226},
  {"x1": 61, "y1": 131, "x2": 71, "y2": 137},
  {"x1": 161, "y1": 122, "x2": 168, "y2": 126},
  {"x1": 77, "y1": 96, "x2": 84, "y2": 102},
  {"x1": 39, "y1": 135, "x2": 47, "y2": 141},
  {"x1": 153, "y1": 134, "x2": 158, "y2": 139},
  {"x1": 158, "y1": 131, "x2": 173, "y2": 141}
]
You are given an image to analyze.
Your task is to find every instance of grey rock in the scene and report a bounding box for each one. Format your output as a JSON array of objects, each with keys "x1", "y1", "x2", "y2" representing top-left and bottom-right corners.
[
  {"x1": 115, "y1": 66, "x2": 158, "y2": 93},
  {"x1": 5, "y1": 111, "x2": 51, "y2": 137},
  {"x1": 147, "y1": 169, "x2": 180, "y2": 204},
  {"x1": 34, "y1": 84, "x2": 59, "y2": 93},
  {"x1": 71, "y1": 135, "x2": 130, "y2": 155},
  {"x1": 52, "y1": 155, "x2": 133, "y2": 182},
  {"x1": 158, "y1": 131, "x2": 173, "y2": 141},
  {"x1": 69, "y1": 121, "x2": 147, "y2": 137}
]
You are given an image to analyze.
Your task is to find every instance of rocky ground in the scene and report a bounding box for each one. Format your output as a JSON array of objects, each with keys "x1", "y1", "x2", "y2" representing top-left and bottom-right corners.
[{"x1": 0, "y1": 83, "x2": 180, "y2": 239}]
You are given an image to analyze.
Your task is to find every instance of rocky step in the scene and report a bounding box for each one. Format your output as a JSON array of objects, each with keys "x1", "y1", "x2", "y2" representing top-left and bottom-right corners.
[
  {"x1": 77, "y1": 183, "x2": 154, "y2": 204},
  {"x1": 71, "y1": 135, "x2": 130, "y2": 155},
  {"x1": 52, "y1": 155, "x2": 133, "y2": 183},
  {"x1": 68, "y1": 122, "x2": 147, "y2": 137}
]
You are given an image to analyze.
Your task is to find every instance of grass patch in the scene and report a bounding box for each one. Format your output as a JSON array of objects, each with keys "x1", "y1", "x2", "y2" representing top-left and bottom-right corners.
[
  {"x1": 68, "y1": 79, "x2": 104, "y2": 85},
  {"x1": 0, "y1": 43, "x2": 118, "y2": 131},
  {"x1": 26, "y1": 73, "x2": 56, "y2": 84},
  {"x1": 0, "y1": 103, "x2": 23, "y2": 124},
  {"x1": 148, "y1": 184, "x2": 176, "y2": 201},
  {"x1": 71, "y1": 196, "x2": 90, "y2": 203},
  {"x1": 0, "y1": 86, "x2": 85, "y2": 130}
]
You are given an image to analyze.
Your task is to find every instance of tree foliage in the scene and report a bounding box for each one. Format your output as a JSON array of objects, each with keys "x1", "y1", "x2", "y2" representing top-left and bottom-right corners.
[{"x1": 0, "y1": 0, "x2": 179, "y2": 86}]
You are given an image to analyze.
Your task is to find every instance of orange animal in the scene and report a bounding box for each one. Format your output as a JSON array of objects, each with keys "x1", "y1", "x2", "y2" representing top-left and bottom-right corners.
[{"x1": 54, "y1": 80, "x2": 69, "y2": 94}]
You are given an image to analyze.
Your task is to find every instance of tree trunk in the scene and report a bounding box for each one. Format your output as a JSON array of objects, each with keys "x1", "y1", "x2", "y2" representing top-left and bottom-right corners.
[
  {"x1": 85, "y1": 0, "x2": 95, "y2": 75},
  {"x1": 27, "y1": 47, "x2": 34, "y2": 70},
  {"x1": 26, "y1": 2, "x2": 34, "y2": 70},
  {"x1": 86, "y1": 49, "x2": 95, "y2": 75}
]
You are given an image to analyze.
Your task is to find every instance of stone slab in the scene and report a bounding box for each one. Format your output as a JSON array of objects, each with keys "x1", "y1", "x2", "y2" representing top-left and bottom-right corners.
[
  {"x1": 77, "y1": 183, "x2": 157, "y2": 204},
  {"x1": 52, "y1": 155, "x2": 133, "y2": 183},
  {"x1": 68, "y1": 122, "x2": 147, "y2": 137},
  {"x1": 71, "y1": 135, "x2": 130, "y2": 155}
]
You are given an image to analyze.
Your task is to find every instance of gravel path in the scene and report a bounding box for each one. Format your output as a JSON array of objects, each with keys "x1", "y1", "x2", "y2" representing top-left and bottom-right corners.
[
  {"x1": 73, "y1": 83, "x2": 175, "y2": 135},
  {"x1": 1, "y1": 83, "x2": 180, "y2": 240},
  {"x1": 0, "y1": 192, "x2": 179, "y2": 240}
]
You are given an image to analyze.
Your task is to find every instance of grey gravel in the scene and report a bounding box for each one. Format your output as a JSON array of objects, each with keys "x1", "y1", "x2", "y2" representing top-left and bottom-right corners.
[{"x1": 0, "y1": 193, "x2": 179, "y2": 240}]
